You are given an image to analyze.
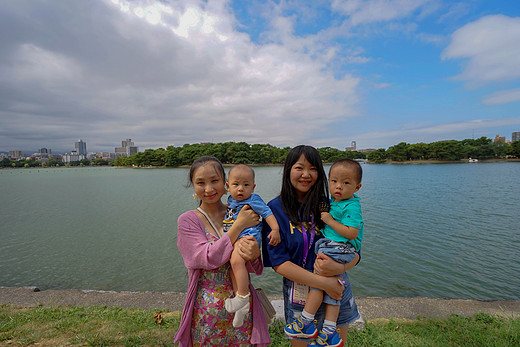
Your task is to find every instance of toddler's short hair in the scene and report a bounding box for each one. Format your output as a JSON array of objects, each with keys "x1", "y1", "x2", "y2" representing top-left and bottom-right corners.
[{"x1": 330, "y1": 158, "x2": 362, "y2": 183}]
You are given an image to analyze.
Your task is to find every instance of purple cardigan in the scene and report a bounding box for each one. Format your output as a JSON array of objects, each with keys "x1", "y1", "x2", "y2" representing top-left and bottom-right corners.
[{"x1": 174, "y1": 210, "x2": 271, "y2": 347}]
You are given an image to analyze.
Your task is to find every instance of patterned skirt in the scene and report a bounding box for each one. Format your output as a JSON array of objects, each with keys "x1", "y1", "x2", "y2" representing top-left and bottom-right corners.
[{"x1": 191, "y1": 262, "x2": 253, "y2": 346}]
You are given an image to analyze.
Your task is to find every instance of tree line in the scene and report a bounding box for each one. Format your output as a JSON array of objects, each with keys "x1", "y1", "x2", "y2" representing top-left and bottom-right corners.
[
  {"x1": 112, "y1": 142, "x2": 366, "y2": 167},
  {"x1": 366, "y1": 137, "x2": 520, "y2": 163},
  {"x1": 2, "y1": 137, "x2": 519, "y2": 168}
]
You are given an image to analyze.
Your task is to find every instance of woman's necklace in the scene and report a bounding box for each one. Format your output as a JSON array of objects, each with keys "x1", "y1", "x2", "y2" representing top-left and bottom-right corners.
[{"x1": 196, "y1": 207, "x2": 222, "y2": 238}]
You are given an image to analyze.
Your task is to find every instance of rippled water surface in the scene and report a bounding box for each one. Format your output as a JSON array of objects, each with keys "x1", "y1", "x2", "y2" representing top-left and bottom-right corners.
[{"x1": 1, "y1": 163, "x2": 519, "y2": 299}]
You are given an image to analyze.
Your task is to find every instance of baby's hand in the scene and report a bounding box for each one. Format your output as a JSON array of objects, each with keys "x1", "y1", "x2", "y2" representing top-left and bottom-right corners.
[
  {"x1": 321, "y1": 212, "x2": 333, "y2": 224},
  {"x1": 268, "y1": 230, "x2": 281, "y2": 246}
]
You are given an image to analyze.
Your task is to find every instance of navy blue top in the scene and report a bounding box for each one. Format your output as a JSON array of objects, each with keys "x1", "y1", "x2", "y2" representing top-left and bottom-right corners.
[{"x1": 261, "y1": 197, "x2": 324, "y2": 272}]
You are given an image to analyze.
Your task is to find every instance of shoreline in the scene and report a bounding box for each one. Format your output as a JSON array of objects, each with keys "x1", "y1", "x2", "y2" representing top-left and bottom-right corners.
[{"x1": 2, "y1": 287, "x2": 519, "y2": 323}]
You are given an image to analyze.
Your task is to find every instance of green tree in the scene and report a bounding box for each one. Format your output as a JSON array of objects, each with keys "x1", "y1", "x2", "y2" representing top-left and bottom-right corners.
[
  {"x1": 491, "y1": 141, "x2": 509, "y2": 158},
  {"x1": 178, "y1": 143, "x2": 204, "y2": 165},
  {"x1": 249, "y1": 144, "x2": 271, "y2": 164},
  {"x1": 1, "y1": 158, "x2": 11, "y2": 167},
  {"x1": 508, "y1": 140, "x2": 520, "y2": 156},
  {"x1": 428, "y1": 140, "x2": 464, "y2": 160},
  {"x1": 225, "y1": 142, "x2": 250, "y2": 164},
  {"x1": 367, "y1": 148, "x2": 387, "y2": 163},
  {"x1": 318, "y1": 147, "x2": 346, "y2": 163},
  {"x1": 91, "y1": 158, "x2": 109, "y2": 166},
  {"x1": 113, "y1": 156, "x2": 133, "y2": 166},
  {"x1": 165, "y1": 146, "x2": 181, "y2": 166},
  {"x1": 80, "y1": 159, "x2": 91, "y2": 166},
  {"x1": 386, "y1": 142, "x2": 409, "y2": 161},
  {"x1": 408, "y1": 143, "x2": 429, "y2": 160},
  {"x1": 152, "y1": 148, "x2": 166, "y2": 166}
]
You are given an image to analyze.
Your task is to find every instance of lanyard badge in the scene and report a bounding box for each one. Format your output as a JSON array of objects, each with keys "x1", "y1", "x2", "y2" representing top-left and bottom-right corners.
[{"x1": 291, "y1": 213, "x2": 315, "y2": 306}]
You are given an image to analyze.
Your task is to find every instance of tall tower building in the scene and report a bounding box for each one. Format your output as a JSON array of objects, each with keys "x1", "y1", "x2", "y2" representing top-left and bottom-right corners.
[
  {"x1": 345, "y1": 141, "x2": 357, "y2": 151},
  {"x1": 75, "y1": 139, "x2": 87, "y2": 156},
  {"x1": 513, "y1": 132, "x2": 520, "y2": 142}
]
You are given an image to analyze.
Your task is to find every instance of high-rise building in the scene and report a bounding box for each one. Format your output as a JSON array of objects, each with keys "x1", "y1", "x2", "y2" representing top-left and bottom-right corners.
[
  {"x1": 115, "y1": 138, "x2": 139, "y2": 157},
  {"x1": 75, "y1": 139, "x2": 87, "y2": 155},
  {"x1": 8, "y1": 150, "x2": 22, "y2": 159},
  {"x1": 513, "y1": 132, "x2": 520, "y2": 142}
]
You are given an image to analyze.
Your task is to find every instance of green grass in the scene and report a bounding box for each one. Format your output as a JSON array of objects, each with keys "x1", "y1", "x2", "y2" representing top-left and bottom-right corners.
[{"x1": 1, "y1": 304, "x2": 519, "y2": 346}]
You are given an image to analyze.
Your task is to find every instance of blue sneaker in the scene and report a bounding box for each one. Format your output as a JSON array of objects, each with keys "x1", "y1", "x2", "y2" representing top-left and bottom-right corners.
[
  {"x1": 284, "y1": 316, "x2": 318, "y2": 339},
  {"x1": 309, "y1": 330, "x2": 344, "y2": 347}
]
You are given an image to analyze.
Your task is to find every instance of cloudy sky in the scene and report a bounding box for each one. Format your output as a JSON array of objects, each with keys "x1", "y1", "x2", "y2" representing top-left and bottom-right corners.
[{"x1": 1, "y1": 0, "x2": 520, "y2": 153}]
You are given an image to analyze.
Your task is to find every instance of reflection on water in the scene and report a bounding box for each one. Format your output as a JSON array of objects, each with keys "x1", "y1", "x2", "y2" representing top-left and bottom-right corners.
[{"x1": 1, "y1": 163, "x2": 519, "y2": 300}]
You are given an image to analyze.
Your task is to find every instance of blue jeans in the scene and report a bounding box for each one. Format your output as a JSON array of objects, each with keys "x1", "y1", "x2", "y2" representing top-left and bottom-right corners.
[{"x1": 282, "y1": 274, "x2": 360, "y2": 334}]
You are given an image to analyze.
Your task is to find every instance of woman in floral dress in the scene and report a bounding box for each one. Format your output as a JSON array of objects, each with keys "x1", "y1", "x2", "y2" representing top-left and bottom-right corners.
[{"x1": 174, "y1": 156, "x2": 271, "y2": 346}]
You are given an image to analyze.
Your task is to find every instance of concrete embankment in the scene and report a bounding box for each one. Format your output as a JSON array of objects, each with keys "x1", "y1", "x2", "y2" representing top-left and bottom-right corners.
[{"x1": 1, "y1": 287, "x2": 519, "y2": 324}]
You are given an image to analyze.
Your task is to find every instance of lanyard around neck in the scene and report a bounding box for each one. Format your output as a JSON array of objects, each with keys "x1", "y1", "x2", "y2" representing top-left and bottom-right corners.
[{"x1": 300, "y1": 212, "x2": 315, "y2": 267}]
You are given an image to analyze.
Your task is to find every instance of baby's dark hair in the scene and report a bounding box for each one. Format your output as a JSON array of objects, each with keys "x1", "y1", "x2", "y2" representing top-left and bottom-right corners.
[
  {"x1": 187, "y1": 156, "x2": 226, "y2": 187},
  {"x1": 330, "y1": 158, "x2": 363, "y2": 183},
  {"x1": 229, "y1": 164, "x2": 255, "y2": 181}
]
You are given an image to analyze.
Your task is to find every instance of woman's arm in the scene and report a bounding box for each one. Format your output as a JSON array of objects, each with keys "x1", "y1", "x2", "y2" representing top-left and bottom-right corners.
[
  {"x1": 273, "y1": 261, "x2": 344, "y2": 300},
  {"x1": 314, "y1": 252, "x2": 359, "y2": 277},
  {"x1": 177, "y1": 211, "x2": 234, "y2": 270}
]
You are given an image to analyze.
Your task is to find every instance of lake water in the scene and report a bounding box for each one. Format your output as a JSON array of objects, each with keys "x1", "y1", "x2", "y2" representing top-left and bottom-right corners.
[{"x1": 1, "y1": 163, "x2": 519, "y2": 300}]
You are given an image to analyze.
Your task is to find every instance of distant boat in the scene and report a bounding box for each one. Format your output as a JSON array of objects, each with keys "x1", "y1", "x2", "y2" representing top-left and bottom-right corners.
[{"x1": 468, "y1": 158, "x2": 478, "y2": 163}]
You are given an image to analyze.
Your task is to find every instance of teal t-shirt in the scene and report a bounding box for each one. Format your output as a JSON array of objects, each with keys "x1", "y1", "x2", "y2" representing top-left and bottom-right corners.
[{"x1": 322, "y1": 194, "x2": 363, "y2": 251}]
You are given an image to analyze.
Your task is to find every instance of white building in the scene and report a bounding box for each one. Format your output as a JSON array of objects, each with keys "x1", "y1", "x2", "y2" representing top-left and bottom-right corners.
[
  {"x1": 115, "y1": 138, "x2": 138, "y2": 157},
  {"x1": 62, "y1": 151, "x2": 85, "y2": 163}
]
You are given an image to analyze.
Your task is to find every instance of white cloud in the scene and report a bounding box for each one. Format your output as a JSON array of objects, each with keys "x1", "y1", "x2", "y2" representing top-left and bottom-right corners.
[
  {"x1": 483, "y1": 89, "x2": 520, "y2": 106},
  {"x1": 331, "y1": 0, "x2": 432, "y2": 26},
  {"x1": 0, "y1": 0, "x2": 361, "y2": 152},
  {"x1": 442, "y1": 15, "x2": 520, "y2": 85}
]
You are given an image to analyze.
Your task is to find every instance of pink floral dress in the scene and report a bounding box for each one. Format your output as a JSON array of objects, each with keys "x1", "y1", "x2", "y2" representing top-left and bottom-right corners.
[{"x1": 191, "y1": 231, "x2": 253, "y2": 346}]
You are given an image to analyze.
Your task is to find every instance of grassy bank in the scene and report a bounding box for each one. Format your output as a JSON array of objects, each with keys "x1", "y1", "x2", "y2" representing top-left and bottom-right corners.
[{"x1": 1, "y1": 305, "x2": 519, "y2": 346}]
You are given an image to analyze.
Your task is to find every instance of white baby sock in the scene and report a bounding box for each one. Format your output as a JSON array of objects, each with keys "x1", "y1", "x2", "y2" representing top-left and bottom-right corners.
[
  {"x1": 232, "y1": 301, "x2": 250, "y2": 328},
  {"x1": 225, "y1": 292, "x2": 250, "y2": 313}
]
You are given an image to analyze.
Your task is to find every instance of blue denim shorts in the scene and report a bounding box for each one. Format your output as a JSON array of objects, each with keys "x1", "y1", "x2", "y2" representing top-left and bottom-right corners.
[
  {"x1": 315, "y1": 238, "x2": 357, "y2": 264},
  {"x1": 282, "y1": 274, "x2": 360, "y2": 333}
]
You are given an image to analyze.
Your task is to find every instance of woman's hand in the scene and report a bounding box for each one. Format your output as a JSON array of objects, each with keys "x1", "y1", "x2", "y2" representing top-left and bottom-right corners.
[
  {"x1": 234, "y1": 205, "x2": 260, "y2": 230},
  {"x1": 314, "y1": 252, "x2": 358, "y2": 276},
  {"x1": 236, "y1": 235, "x2": 260, "y2": 261},
  {"x1": 322, "y1": 276, "x2": 344, "y2": 301}
]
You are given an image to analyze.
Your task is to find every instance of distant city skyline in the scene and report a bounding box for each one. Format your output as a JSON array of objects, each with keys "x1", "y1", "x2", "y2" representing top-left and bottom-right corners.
[{"x1": 2, "y1": 130, "x2": 519, "y2": 156}]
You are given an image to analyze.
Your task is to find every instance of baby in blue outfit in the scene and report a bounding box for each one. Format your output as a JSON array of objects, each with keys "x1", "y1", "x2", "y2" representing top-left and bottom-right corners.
[{"x1": 223, "y1": 164, "x2": 280, "y2": 327}]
